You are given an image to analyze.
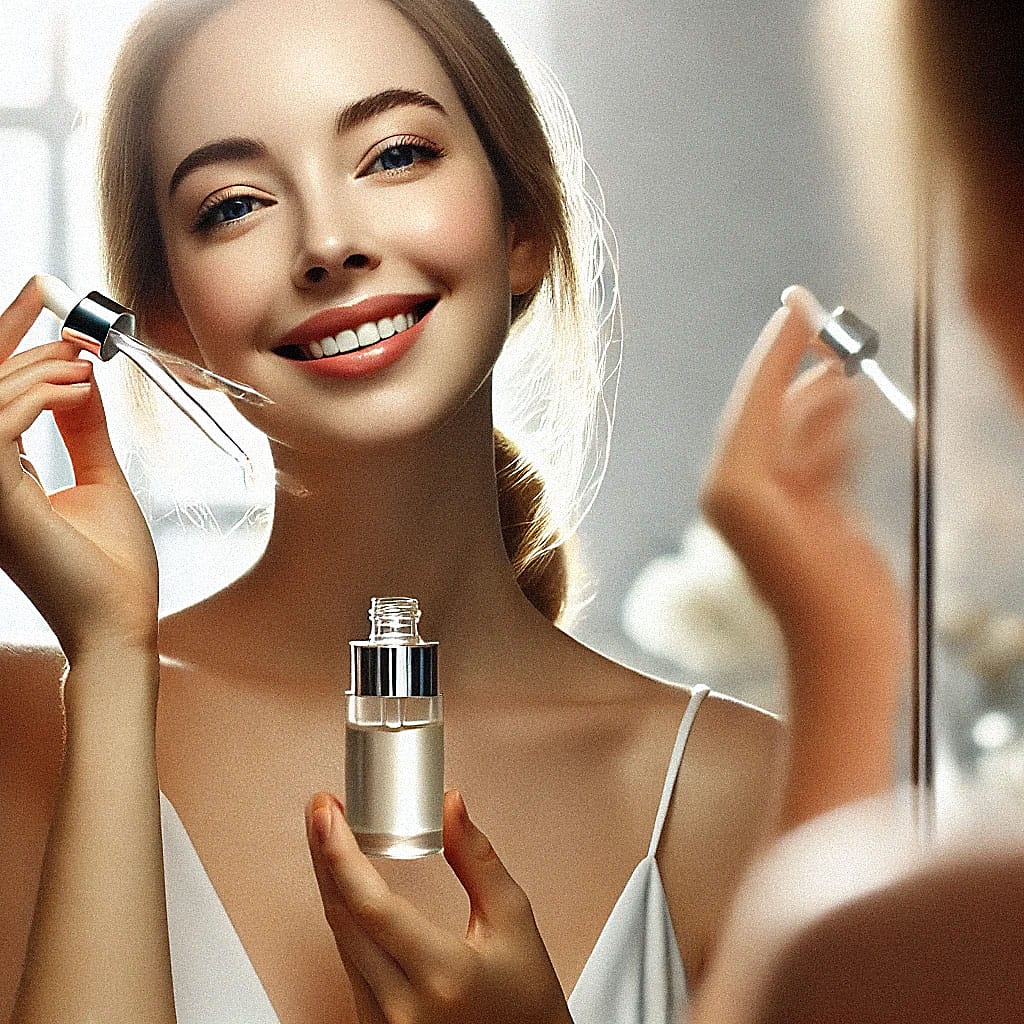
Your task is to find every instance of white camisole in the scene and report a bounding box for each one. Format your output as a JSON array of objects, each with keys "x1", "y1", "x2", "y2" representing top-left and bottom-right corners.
[{"x1": 161, "y1": 683, "x2": 710, "y2": 1024}]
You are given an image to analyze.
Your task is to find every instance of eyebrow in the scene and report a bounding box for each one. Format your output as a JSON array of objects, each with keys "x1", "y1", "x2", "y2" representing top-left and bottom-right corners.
[
  {"x1": 167, "y1": 89, "x2": 446, "y2": 199},
  {"x1": 168, "y1": 137, "x2": 267, "y2": 197},
  {"x1": 334, "y1": 88, "x2": 446, "y2": 135}
]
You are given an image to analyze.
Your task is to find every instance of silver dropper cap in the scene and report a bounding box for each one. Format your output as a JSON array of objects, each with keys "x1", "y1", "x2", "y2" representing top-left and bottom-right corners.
[
  {"x1": 61, "y1": 292, "x2": 137, "y2": 361},
  {"x1": 350, "y1": 597, "x2": 438, "y2": 697},
  {"x1": 819, "y1": 307, "x2": 880, "y2": 374}
]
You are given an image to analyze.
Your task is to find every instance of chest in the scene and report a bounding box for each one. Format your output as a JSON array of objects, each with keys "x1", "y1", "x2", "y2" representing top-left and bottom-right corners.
[{"x1": 156, "y1": 681, "x2": 680, "y2": 1023}]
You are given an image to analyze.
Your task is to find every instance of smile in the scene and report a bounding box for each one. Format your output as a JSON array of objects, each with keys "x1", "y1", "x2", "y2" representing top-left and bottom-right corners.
[{"x1": 275, "y1": 298, "x2": 437, "y2": 361}]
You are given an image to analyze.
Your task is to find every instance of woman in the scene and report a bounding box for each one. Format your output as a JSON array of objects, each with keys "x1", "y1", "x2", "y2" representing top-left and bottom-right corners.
[{"x1": 0, "y1": 0, "x2": 897, "y2": 1021}]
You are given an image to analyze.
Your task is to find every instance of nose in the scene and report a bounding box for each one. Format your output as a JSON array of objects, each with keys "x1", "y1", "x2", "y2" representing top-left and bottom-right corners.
[{"x1": 291, "y1": 205, "x2": 381, "y2": 290}]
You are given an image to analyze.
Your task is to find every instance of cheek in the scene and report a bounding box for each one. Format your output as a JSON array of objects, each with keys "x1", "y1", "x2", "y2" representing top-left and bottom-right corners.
[
  {"x1": 164, "y1": 241, "x2": 277, "y2": 366},
  {"x1": 400, "y1": 168, "x2": 510, "y2": 284}
]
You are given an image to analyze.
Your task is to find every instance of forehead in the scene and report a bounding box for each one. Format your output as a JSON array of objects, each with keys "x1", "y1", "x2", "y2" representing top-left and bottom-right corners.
[{"x1": 152, "y1": 0, "x2": 463, "y2": 176}]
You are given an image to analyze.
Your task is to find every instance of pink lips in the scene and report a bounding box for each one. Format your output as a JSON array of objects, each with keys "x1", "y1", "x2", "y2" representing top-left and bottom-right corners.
[{"x1": 277, "y1": 293, "x2": 435, "y2": 381}]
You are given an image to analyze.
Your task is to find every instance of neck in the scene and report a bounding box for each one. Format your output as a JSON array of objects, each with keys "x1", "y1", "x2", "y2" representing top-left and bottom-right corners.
[{"x1": 183, "y1": 390, "x2": 547, "y2": 689}]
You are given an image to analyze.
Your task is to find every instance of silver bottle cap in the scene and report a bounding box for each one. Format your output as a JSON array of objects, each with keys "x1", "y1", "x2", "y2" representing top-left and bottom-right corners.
[
  {"x1": 61, "y1": 291, "x2": 136, "y2": 361},
  {"x1": 819, "y1": 307, "x2": 880, "y2": 374},
  {"x1": 350, "y1": 597, "x2": 439, "y2": 697}
]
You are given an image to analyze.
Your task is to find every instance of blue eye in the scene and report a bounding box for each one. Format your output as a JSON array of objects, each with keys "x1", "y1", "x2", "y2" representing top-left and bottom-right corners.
[
  {"x1": 367, "y1": 142, "x2": 441, "y2": 175},
  {"x1": 193, "y1": 194, "x2": 268, "y2": 233}
]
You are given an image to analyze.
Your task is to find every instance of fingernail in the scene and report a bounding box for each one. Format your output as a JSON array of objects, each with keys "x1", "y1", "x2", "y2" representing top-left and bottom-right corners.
[{"x1": 312, "y1": 793, "x2": 333, "y2": 843}]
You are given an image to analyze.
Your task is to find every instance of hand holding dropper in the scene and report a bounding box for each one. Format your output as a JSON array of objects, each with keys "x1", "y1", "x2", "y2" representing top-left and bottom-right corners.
[
  {"x1": 37, "y1": 275, "x2": 271, "y2": 483},
  {"x1": 782, "y1": 285, "x2": 915, "y2": 423}
]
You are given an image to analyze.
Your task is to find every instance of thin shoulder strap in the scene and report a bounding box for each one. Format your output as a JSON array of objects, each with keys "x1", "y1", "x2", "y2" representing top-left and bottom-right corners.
[{"x1": 648, "y1": 683, "x2": 711, "y2": 858}]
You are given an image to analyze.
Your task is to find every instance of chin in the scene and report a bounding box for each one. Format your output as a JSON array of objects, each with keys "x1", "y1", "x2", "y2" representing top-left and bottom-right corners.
[{"x1": 264, "y1": 381, "x2": 492, "y2": 462}]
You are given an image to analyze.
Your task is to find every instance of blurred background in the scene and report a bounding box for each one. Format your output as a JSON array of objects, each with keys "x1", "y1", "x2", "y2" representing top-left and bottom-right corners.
[{"x1": 5, "y1": 0, "x2": 1017, "y2": 821}]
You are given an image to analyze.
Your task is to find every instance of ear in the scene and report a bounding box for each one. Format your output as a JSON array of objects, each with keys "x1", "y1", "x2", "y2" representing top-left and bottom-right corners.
[{"x1": 506, "y1": 219, "x2": 549, "y2": 297}]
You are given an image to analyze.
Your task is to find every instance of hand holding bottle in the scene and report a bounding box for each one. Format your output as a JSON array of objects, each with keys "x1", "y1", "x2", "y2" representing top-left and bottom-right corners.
[
  {"x1": 0, "y1": 276, "x2": 158, "y2": 664},
  {"x1": 306, "y1": 790, "x2": 573, "y2": 1024}
]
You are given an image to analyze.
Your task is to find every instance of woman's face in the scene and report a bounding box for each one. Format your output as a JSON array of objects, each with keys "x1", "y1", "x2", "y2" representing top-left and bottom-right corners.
[{"x1": 150, "y1": 0, "x2": 539, "y2": 452}]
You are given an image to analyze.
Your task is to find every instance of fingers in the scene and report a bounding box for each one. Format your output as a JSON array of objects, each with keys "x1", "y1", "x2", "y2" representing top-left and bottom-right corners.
[
  {"x1": 0, "y1": 381, "x2": 94, "y2": 495},
  {"x1": 0, "y1": 355, "x2": 93, "y2": 405},
  {"x1": 0, "y1": 276, "x2": 49, "y2": 361},
  {"x1": 443, "y1": 792, "x2": 535, "y2": 940},
  {"x1": 347, "y1": 972, "x2": 388, "y2": 1024},
  {"x1": 0, "y1": 347, "x2": 125, "y2": 490},
  {"x1": 782, "y1": 363, "x2": 859, "y2": 493},
  {"x1": 52, "y1": 368, "x2": 127, "y2": 488},
  {"x1": 720, "y1": 301, "x2": 816, "y2": 438},
  {"x1": 0, "y1": 341, "x2": 80, "y2": 378},
  {"x1": 305, "y1": 795, "x2": 413, "y2": 1007}
]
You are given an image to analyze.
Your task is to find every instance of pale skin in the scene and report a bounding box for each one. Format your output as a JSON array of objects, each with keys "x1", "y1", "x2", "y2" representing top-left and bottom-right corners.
[{"x1": 0, "y1": 0, "x2": 902, "y2": 1022}]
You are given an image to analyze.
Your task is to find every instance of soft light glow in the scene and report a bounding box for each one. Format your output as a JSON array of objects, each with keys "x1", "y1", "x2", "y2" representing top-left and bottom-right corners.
[
  {"x1": 972, "y1": 711, "x2": 1016, "y2": 752},
  {"x1": 0, "y1": 131, "x2": 50, "y2": 309},
  {"x1": 0, "y1": 3, "x2": 57, "y2": 108},
  {"x1": 0, "y1": 0, "x2": 553, "y2": 639}
]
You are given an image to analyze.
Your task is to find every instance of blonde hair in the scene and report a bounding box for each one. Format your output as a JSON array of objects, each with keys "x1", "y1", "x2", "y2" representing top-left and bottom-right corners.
[{"x1": 98, "y1": 0, "x2": 619, "y2": 623}]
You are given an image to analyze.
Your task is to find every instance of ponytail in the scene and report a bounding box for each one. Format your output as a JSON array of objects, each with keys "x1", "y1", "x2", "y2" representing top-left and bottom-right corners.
[{"x1": 494, "y1": 430, "x2": 569, "y2": 624}]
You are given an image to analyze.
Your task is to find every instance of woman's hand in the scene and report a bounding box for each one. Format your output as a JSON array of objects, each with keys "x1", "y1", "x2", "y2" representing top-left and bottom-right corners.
[
  {"x1": 0, "y1": 276, "x2": 158, "y2": 662},
  {"x1": 699, "y1": 288, "x2": 908, "y2": 825},
  {"x1": 306, "y1": 790, "x2": 573, "y2": 1024}
]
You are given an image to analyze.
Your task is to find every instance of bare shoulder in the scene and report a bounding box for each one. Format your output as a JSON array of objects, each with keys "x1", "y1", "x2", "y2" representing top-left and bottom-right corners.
[
  {"x1": 578, "y1": 647, "x2": 784, "y2": 981},
  {"x1": 0, "y1": 642, "x2": 66, "y2": 779},
  {"x1": 560, "y1": 637, "x2": 780, "y2": 770},
  {"x1": 664, "y1": 688, "x2": 783, "y2": 981},
  {"x1": 0, "y1": 643, "x2": 66, "y2": 1018}
]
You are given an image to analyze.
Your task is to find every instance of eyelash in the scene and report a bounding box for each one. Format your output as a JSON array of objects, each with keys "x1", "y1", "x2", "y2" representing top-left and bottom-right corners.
[
  {"x1": 361, "y1": 135, "x2": 445, "y2": 176},
  {"x1": 191, "y1": 190, "x2": 272, "y2": 235},
  {"x1": 189, "y1": 135, "x2": 445, "y2": 234}
]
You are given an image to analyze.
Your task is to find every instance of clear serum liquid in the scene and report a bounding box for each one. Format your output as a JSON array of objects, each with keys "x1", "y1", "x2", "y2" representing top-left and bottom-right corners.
[{"x1": 346, "y1": 598, "x2": 443, "y2": 858}]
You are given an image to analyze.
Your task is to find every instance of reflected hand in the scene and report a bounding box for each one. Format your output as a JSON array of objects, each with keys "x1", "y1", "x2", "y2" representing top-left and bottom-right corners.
[
  {"x1": 699, "y1": 289, "x2": 907, "y2": 821},
  {"x1": 0, "y1": 277, "x2": 158, "y2": 661},
  {"x1": 306, "y1": 790, "x2": 573, "y2": 1024}
]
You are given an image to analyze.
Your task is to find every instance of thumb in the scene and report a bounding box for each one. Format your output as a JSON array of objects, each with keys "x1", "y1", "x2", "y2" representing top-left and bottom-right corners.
[{"x1": 443, "y1": 791, "x2": 534, "y2": 938}]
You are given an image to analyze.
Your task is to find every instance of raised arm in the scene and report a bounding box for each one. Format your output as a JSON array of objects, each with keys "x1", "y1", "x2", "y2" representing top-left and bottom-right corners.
[
  {"x1": 0, "y1": 277, "x2": 175, "y2": 1024},
  {"x1": 699, "y1": 289, "x2": 908, "y2": 830}
]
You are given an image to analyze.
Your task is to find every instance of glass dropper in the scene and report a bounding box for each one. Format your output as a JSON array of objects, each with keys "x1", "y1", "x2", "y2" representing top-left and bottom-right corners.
[
  {"x1": 38, "y1": 275, "x2": 270, "y2": 483},
  {"x1": 782, "y1": 285, "x2": 915, "y2": 423}
]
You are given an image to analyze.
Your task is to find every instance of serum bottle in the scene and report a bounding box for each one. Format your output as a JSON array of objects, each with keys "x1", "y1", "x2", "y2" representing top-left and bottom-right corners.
[{"x1": 346, "y1": 597, "x2": 444, "y2": 858}]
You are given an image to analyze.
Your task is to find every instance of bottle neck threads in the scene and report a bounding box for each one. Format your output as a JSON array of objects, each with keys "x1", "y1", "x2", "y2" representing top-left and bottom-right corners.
[
  {"x1": 369, "y1": 596, "x2": 422, "y2": 644},
  {"x1": 351, "y1": 597, "x2": 438, "y2": 697}
]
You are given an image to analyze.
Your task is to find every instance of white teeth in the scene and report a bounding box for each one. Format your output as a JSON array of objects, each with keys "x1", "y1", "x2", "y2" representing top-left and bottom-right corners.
[
  {"x1": 336, "y1": 329, "x2": 359, "y2": 354},
  {"x1": 300, "y1": 303, "x2": 427, "y2": 359},
  {"x1": 356, "y1": 322, "x2": 380, "y2": 347}
]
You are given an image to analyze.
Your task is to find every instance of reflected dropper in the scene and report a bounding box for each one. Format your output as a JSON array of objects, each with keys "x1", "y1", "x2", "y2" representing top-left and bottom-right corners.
[
  {"x1": 37, "y1": 275, "x2": 269, "y2": 483},
  {"x1": 782, "y1": 285, "x2": 915, "y2": 423}
]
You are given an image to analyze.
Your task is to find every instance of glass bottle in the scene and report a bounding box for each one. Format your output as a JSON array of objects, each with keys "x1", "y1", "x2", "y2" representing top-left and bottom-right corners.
[{"x1": 346, "y1": 597, "x2": 443, "y2": 858}]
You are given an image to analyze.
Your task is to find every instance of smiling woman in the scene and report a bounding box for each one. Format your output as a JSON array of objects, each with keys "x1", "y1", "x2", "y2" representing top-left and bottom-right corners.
[{"x1": 0, "y1": 1, "x2": 903, "y2": 1023}]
